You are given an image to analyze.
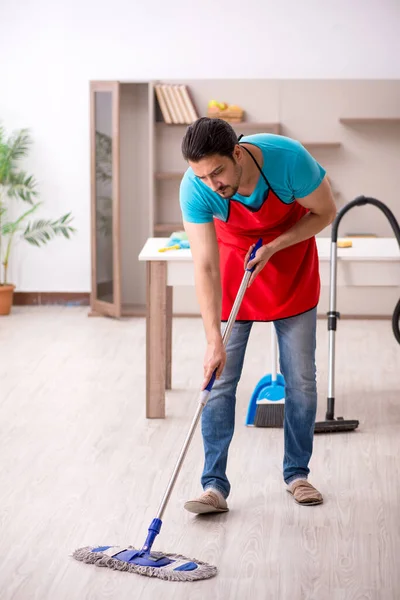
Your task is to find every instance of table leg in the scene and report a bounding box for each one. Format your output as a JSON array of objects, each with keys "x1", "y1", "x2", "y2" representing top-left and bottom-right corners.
[
  {"x1": 146, "y1": 261, "x2": 167, "y2": 418},
  {"x1": 166, "y1": 286, "x2": 173, "y2": 390}
]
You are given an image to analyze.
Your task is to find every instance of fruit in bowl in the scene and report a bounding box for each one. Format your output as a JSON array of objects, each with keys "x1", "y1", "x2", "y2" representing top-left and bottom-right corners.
[
  {"x1": 208, "y1": 100, "x2": 228, "y2": 110},
  {"x1": 207, "y1": 100, "x2": 244, "y2": 123}
]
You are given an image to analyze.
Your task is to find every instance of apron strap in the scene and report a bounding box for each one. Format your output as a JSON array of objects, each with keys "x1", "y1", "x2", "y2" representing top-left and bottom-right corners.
[
  {"x1": 237, "y1": 133, "x2": 278, "y2": 194},
  {"x1": 240, "y1": 143, "x2": 271, "y2": 189}
]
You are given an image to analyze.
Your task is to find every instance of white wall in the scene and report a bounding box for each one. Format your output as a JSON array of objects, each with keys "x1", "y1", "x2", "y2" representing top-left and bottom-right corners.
[{"x1": 1, "y1": 0, "x2": 400, "y2": 291}]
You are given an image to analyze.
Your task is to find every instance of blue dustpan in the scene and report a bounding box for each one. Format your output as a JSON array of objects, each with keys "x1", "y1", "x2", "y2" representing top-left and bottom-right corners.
[{"x1": 245, "y1": 324, "x2": 285, "y2": 426}]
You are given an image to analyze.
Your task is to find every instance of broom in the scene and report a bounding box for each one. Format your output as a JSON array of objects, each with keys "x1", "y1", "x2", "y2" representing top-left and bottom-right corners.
[
  {"x1": 72, "y1": 239, "x2": 263, "y2": 582},
  {"x1": 245, "y1": 323, "x2": 285, "y2": 427}
]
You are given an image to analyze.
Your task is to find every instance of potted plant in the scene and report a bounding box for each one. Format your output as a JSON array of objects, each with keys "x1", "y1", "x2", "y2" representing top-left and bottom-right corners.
[{"x1": 0, "y1": 125, "x2": 76, "y2": 315}]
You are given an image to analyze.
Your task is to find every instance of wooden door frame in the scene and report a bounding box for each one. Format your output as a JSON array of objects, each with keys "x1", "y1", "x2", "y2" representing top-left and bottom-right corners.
[{"x1": 90, "y1": 81, "x2": 122, "y2": 318}]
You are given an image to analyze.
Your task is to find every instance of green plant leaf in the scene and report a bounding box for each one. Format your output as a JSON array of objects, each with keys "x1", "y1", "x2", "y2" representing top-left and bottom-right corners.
[
  {"x1": 1, "y1": 202, "x2": 41, "y2": 235},
  {"x1": 0, "y1": 126, "x2": 76, "y2": 285},
  {"x1": 6, "y1": 170, "x2": 38, "y2": 204},
  {"x1": 0, "y1": 128, "x2": 31, "y2": 183},
  {"x1": 1, "y1": 202, "x2": 41, "y2": 236},
  {"x1": 7, "y1": 128, "x2": 31, "y2": 162},
  {"x1": 23, "y1": 213, "x2": 76, "y2": 246},
  {"x1": 1, "y1": 222, "x2": 18, "y2": 236}
]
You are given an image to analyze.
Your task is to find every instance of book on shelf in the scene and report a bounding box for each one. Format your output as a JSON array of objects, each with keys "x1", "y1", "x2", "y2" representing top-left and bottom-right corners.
[
  {"x1": 154, "y1": 85, "x2": 172, "y2": 124},
  {"x1": 155, "y1": 83, "x2": 199, "y2": 125}
]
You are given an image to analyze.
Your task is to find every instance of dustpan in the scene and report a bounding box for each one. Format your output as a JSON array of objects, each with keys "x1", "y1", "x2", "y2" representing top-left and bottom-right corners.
[{"x1": 245, "y1": 323, "x2": 285, "y2": 427}]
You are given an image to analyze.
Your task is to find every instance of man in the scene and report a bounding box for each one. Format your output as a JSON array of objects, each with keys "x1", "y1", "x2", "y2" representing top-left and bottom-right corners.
[{"x1": 179, "y1": 117, "x2": 336, "y2": 513}]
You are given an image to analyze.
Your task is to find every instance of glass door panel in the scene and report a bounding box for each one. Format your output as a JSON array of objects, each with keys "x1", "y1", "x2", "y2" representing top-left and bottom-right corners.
[{"x1": 90, "y1": 82, "x2": 121, "y2": 317}]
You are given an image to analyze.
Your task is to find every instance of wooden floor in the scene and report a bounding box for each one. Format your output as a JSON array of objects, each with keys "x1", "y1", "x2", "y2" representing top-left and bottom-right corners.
[{"x1": 0, "y1": 307, "x2": 399, "y2": 600}]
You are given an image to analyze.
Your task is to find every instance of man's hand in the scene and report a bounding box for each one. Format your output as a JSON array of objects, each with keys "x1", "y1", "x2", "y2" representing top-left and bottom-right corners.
[
  {"x1": 244, "y1": 243, "x2": 275, "y2": 287},
  {"x1": 202, "y1": 338, "x2": 226, "y2": 390}
]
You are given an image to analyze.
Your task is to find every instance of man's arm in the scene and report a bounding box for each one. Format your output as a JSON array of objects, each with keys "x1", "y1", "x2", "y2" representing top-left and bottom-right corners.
[
  {"x1": 183, "y1": 220, "x2": 226, "y2": 387},
  {"x1": 246, "y1": 176, "x2": 336, "y2": 283},
  {"x1": 269, "y1": 175, "x2": 336, "y2": 253}
]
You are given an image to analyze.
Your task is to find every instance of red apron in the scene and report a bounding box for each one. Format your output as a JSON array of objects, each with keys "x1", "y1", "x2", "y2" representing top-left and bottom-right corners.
[{"x1": 214, "y1": 145, "x2": 320, "y2": 322}]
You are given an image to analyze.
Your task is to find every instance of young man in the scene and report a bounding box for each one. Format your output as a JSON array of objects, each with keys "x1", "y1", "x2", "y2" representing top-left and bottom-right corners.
[{"x1": 179, "y1": 117, "x2": 336, "y2": 513}]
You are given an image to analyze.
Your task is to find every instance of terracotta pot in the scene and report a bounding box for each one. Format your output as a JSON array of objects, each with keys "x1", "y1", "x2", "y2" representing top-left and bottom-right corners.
[{"x1": 0, "y1": 284, "x2": 15, "y2": 316}]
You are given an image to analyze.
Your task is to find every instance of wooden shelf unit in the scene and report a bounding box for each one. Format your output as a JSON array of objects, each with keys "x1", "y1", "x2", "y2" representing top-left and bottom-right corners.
[
  {"x1": 154, "y1": 143, "x2": 341, "y2": 180},
  {"x1": 155, "y1": 172, "x2": 184, "y2": 180},
  {"x1": 340, "y1": 117, "x2": 400, "y2": 125},
  {"x1": 121, "y1": 303, "x2": 146, "y2": 317},
  {"x1": 156, "y1": 121, "x2": 282, "y2": 133},
  {"x1": 154, "y1": 222, "x2": 183, "y2": 234},
  {"x1": 302, "y1": 142, "x2": 341, "y2": 148},
  {"x1": 153, "y1": 113, "x2": 343, "y2": 239}
]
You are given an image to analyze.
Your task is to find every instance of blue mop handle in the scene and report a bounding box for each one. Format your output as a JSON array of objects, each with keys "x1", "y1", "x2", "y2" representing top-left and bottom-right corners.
[
  {"x1": 141, "y1": 518, "x2": 162, "y2": 553},
  {"x1": 246, "y1": 237, "x2": 263, "y2": 272},
  {"x1": 204, "y1": 238, "x2": 263, "y2": 393}
]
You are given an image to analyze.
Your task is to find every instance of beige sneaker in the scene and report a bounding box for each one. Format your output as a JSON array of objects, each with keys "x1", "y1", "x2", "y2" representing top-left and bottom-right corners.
[{"x1": 184, "y1": 489, "x2": 229, "y2": 514}]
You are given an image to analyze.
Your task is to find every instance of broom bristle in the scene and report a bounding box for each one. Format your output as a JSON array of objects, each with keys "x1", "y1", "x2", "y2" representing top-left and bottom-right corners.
[{"x1": 254, "y1": 403, "x2": 284, "y2": 427}]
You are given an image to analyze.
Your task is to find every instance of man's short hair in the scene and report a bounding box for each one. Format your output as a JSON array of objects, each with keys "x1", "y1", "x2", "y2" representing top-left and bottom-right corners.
[{"x1": 181, "y1": 117, "x2": 238, "y2": 162}]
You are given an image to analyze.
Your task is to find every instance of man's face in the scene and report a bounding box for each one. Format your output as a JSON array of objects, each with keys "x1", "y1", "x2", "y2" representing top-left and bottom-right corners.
[{"x1": 189, "y1": 150, "x2": 242, "y2": 198}]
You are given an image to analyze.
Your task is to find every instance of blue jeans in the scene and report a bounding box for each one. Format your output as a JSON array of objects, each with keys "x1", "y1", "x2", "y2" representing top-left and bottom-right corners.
[{"x1": 201, "y1": 307, "x2": 318, "y2": 498}]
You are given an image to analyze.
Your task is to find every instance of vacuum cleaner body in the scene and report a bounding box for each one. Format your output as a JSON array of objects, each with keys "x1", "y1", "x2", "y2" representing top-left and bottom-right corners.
[{"x1": 315, "y1": 195, "x2": 400, "y2": 433}]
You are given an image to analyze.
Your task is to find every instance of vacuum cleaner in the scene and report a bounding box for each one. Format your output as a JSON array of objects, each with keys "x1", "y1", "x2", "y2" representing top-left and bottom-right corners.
[{"x1": 314, "y1": 195, "x2": 400, "y2": 433}]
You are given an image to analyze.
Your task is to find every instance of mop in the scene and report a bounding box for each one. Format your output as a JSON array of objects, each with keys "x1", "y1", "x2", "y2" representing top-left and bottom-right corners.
[{"x1": 72, "y1": 239, "x2": 263, "y2": 582}]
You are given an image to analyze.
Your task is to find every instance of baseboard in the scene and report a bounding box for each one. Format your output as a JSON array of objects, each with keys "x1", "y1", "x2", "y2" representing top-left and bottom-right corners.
[
  {"x1": 11, "y1": 293, "x2": 393, "y2": 319},
  {"x1": 329, "y1": 314, "x2": 390, "y2": 320},
  {"x1": 173, "y1": 314, "x2": 391, "y2": 319},
  {"x1": 13, "y1": 292, "x2": 90, "y2": 306}
]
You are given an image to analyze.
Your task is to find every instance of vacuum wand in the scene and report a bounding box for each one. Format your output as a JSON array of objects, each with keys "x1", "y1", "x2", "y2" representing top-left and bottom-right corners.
[{"x1": 326, "y1": 238, "x2": 338, "y2": 419}]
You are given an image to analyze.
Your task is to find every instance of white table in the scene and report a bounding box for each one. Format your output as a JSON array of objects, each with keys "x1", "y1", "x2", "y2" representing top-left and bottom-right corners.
[{"x1": 139, "y1": 237, "x2": 400, "y2": 418}]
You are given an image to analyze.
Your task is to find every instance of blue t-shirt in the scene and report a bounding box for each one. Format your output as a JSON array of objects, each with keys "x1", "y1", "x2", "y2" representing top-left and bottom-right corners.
[{"x1": 179, "y1": 133, "x2": 326, "y2": 224}]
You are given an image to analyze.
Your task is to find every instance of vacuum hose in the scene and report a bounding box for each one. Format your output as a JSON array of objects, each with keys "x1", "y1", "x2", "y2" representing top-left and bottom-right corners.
[{"x1": 332, "y1": 196, "x2": 400, "y2": 344}]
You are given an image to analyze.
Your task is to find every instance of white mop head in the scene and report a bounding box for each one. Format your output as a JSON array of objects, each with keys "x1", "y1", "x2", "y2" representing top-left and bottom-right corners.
[{"x1": 72, "y1": 545, "x2": 217, "y2": 582}]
